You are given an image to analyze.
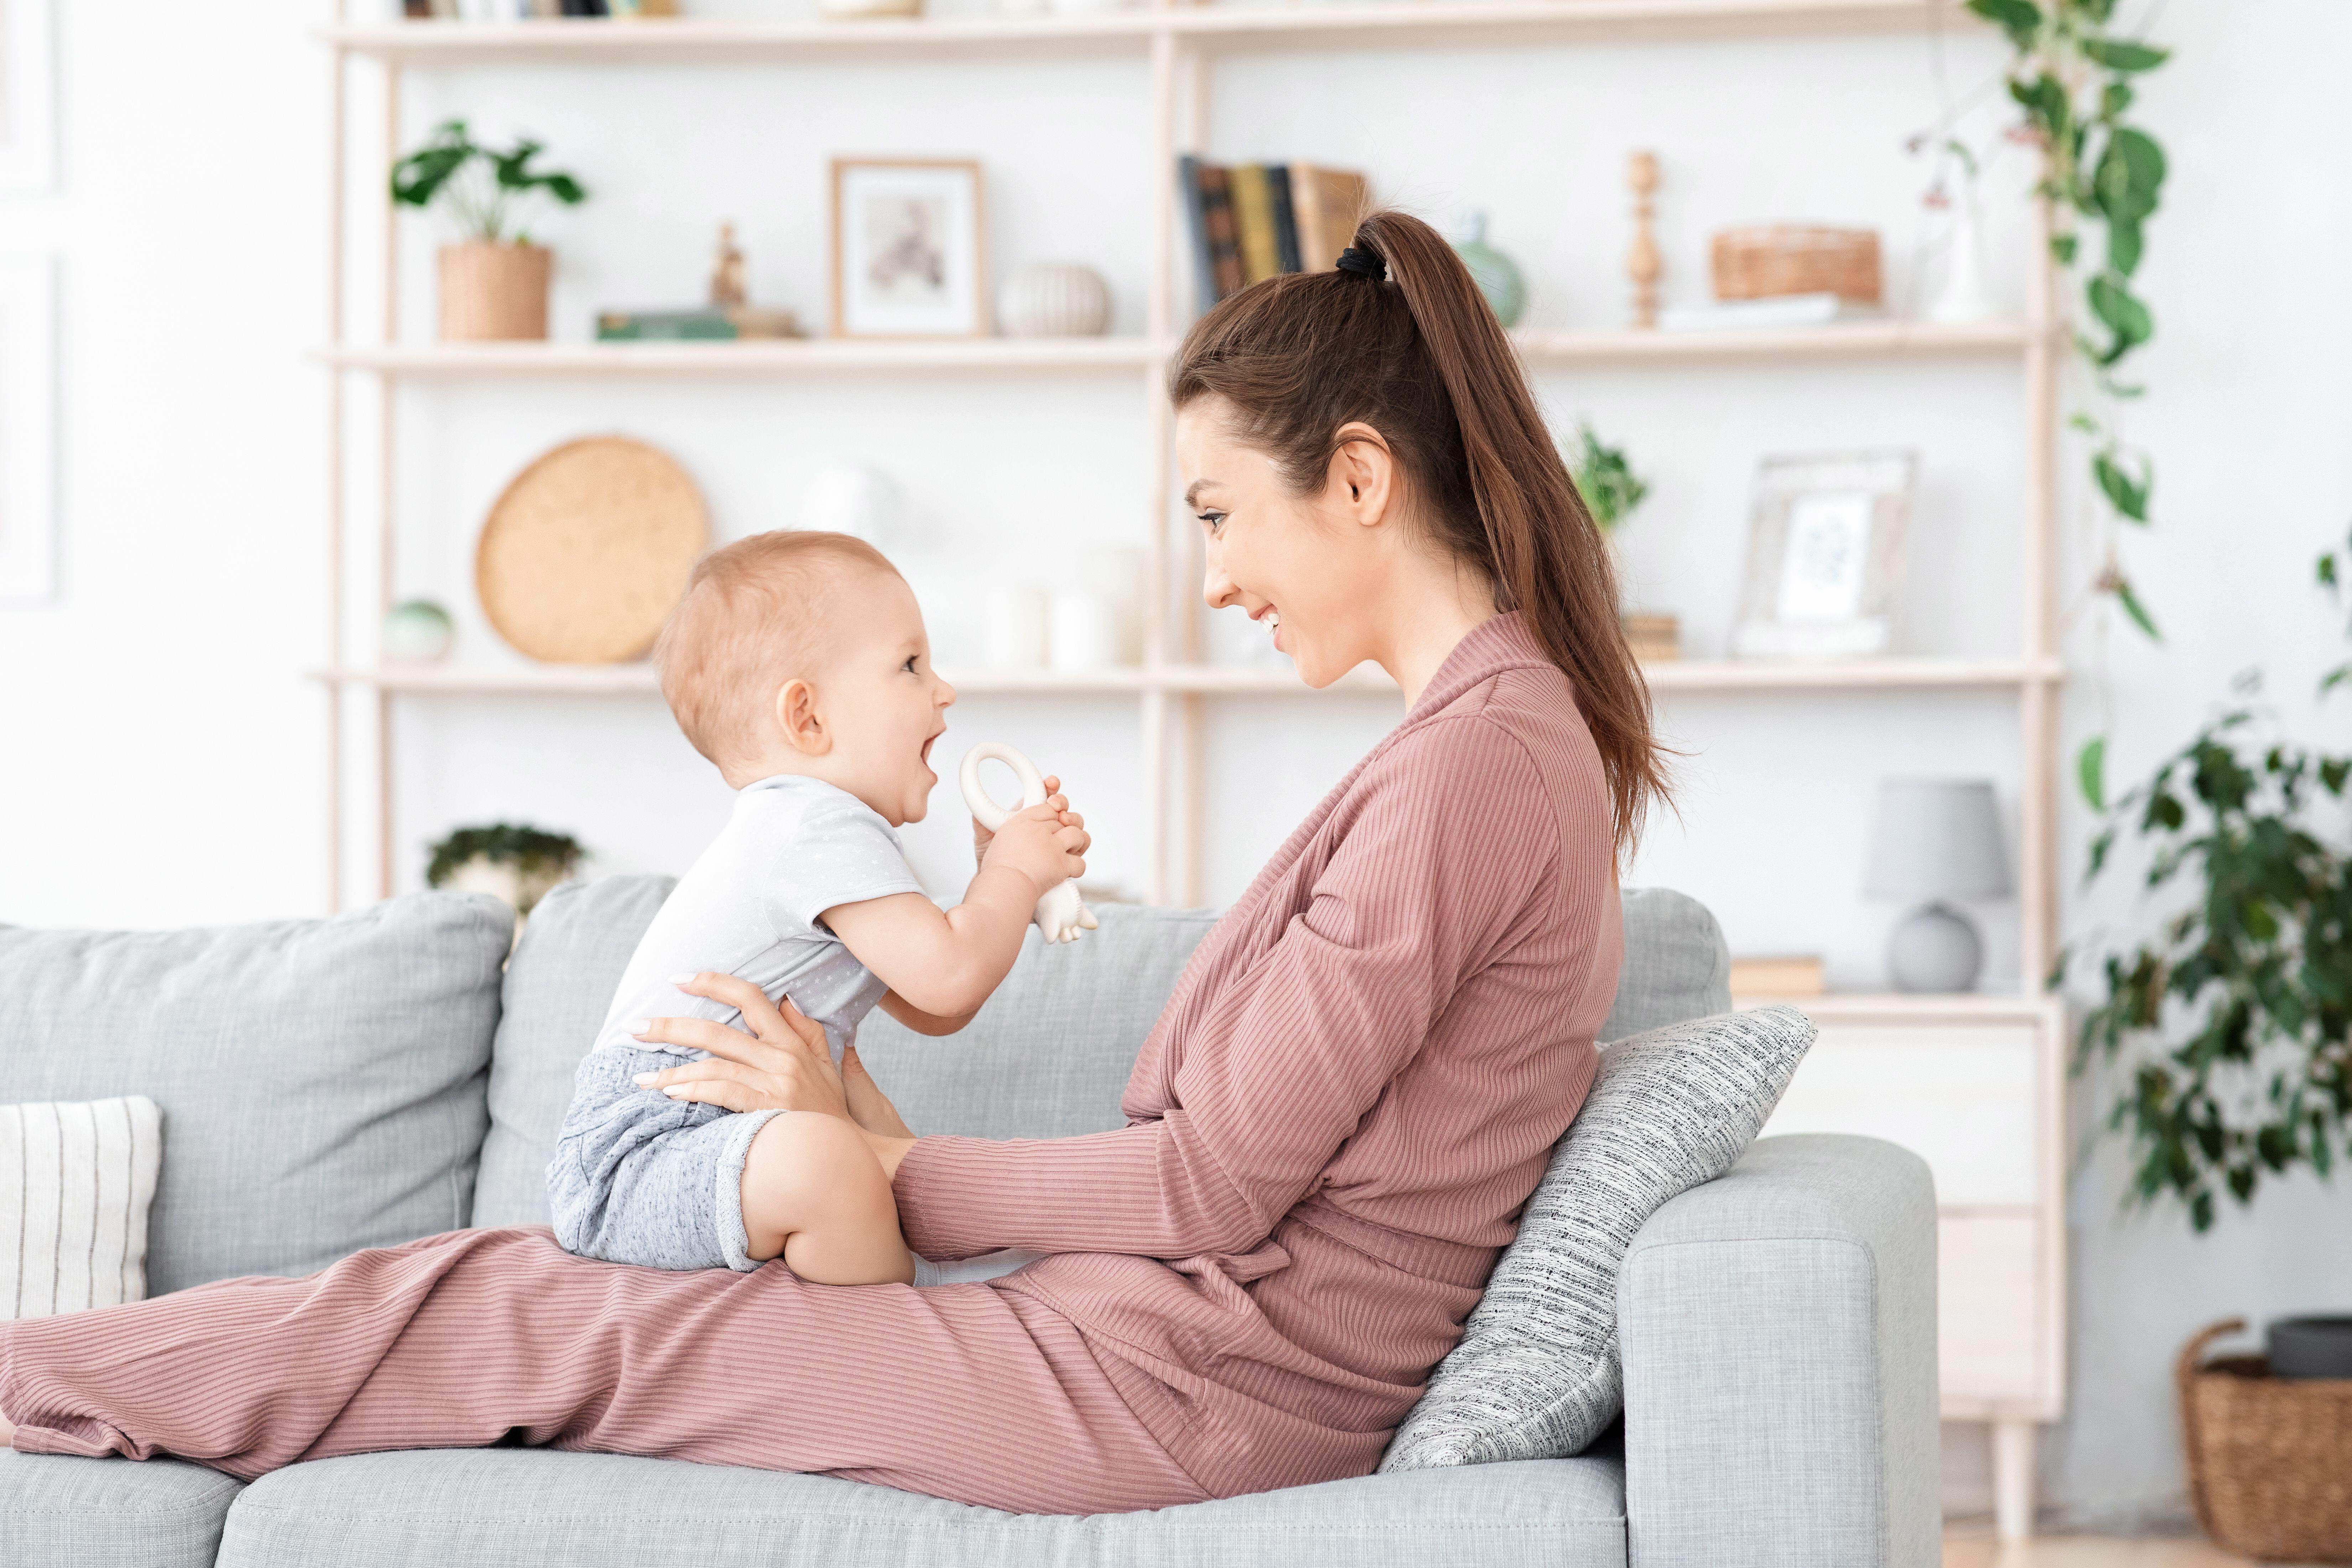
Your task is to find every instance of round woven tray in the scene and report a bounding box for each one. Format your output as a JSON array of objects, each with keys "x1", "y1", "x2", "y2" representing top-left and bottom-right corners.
[
  {"x1": 2179, "y1": 1319, "x2": 2352, "y2": 1563},
  {"x1": 475, "y1": 435, "x2": 708, "y2": 664}
]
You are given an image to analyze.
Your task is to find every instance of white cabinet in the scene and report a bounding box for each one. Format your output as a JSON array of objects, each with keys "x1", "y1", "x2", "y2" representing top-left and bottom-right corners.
[{"x1": 1747, "y1": 993, "x2": 2066, "y2": 1537}]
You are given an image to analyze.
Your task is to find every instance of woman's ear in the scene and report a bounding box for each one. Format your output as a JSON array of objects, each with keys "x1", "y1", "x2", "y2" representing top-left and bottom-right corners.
[
  {"x1": 1328, "y1": 421, "x2": 1396, "y2": 529},
  {"x1": 773, "y1": 678, "x2": 831, "y2": 756}
]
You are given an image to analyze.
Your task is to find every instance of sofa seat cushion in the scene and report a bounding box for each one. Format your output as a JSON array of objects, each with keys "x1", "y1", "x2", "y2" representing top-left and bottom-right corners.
[
  {"x1": 0, "y1": 1448, "x2": 244, "y2": 1568},
  {"x1": 0, "y1": 893, "x2": 511, "y2": 1291},
  {"x1": 215, "y1": 1447, "x2": 1626, "y2": 1568}
]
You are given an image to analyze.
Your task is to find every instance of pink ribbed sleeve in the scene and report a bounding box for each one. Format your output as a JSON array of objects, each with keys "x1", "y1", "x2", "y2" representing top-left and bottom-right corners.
[{"x1": 895, "y1": 716, "x2": 1556, "y2": 1262}]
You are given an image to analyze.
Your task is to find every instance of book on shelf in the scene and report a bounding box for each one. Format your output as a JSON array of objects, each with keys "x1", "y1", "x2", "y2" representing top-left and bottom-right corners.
[
  {"x1": 1265, "y1": 164, "x2": 1303, "y2": 275},
  {"x1": 1728, "y1": 955, "x2": 1826, "y2": 997},
  {"x1": 1229, "y1": 165, "x2": 1283, "y2": 287},
  {"x1": 1289, "y1": 164, "x2": 1370, "y2": 273},
  {"x1": 1176, "y1": 159, "x2": 1371, "y2": 307},
  {"x1": 596, "y1": 307, "x2": 805, "y2": 341},
  {"x1": 1177, "y1": 156, "x2": 1246, "y2": 307}
]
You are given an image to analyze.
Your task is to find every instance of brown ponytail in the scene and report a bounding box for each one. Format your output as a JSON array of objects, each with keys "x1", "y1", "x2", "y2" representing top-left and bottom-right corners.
[{"x1": 1169, "y1": 208, "x2": 1670, "y2": 856}]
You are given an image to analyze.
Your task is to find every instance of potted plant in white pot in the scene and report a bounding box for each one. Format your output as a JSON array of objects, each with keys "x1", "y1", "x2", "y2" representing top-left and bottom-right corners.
[
  {"x1": 426, "y1": 822, "x2": 586, "y2": 943},
  {"x1": 391, "y1": 119, "x2": 587, "y2": 342}
]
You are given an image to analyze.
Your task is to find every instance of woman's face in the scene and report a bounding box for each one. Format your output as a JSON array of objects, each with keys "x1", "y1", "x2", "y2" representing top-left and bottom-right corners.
[{"x1": 1174, "y1": 401, "x2": 1398, "y2": 689}]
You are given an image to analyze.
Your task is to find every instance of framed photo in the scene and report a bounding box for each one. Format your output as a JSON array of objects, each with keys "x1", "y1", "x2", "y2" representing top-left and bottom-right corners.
[
  {"x1": 0, "y1": 253, "x2": 55, "y2": 603},
  {"x1": 1730, "y1": 450, "x2": 1915, "y2": 660},
  {"x1": 0, "y1": 0, "x2": 55, "y2": 191},
  {"x1": 830, "y1": 159, "x2": 989, "y2": 339}
]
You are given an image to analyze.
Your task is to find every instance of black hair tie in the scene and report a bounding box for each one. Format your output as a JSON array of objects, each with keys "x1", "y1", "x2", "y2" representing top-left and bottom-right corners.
[{"x1": 1334, "y1": 246, "x2": 1387, "y2": 281}]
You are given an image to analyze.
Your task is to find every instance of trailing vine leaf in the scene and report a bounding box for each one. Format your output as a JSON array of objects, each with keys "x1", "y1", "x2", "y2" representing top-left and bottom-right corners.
[
  {"x1": 1984, "y1": 5, "x2": 2171, "y2": 643},
  {"x1": 2094, "y1": 447, "x2": 2150, "y2": 523},
  {"x1": 2082, "y1": 37, "x2": 2171, "y2": 72},
  {"x1": 1967, "y1": 0, "x2": 2044, "y2": 52},
  {"x1": 2114, "y1": 575, "x2": 2161, "y2": 641},
  {"x1": 2080, "y1": 735, "x2": 2108, "y2": 811}
]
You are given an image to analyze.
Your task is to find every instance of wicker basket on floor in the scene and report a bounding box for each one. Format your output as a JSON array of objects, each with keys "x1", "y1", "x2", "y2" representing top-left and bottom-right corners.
[{"x1": 2178, "y1": 1318, "x2": 2352, "y2": 1563}]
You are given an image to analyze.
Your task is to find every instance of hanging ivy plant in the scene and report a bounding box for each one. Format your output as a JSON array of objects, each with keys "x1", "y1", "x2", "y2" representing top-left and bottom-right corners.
[{"x1": 1967, "y1": 0, "x2": 2169, "y2": 810}]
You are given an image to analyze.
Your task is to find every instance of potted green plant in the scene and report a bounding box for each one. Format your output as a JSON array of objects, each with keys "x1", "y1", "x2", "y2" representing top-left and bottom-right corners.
[
  {"x1": 426, "y1": 822, "x2": 587, "y2": 939},
  {"x1": 391, "y1": 119, "x2": 587, "y2": 342},
  {"x1": 2064, "y1": 530, "x2": 2352, "y2": 1231},
  {"x1": 1565, "y1": 420, "x2": 1674, "y2": 660}
]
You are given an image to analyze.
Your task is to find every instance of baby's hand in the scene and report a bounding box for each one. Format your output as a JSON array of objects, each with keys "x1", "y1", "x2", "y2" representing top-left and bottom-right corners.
[
  {"x1": 972, "y1": 774, "x2": 1087, "y2": 868},
  {"x1": 982, "y1": 802, "x2": 1089, "y2": 897}
]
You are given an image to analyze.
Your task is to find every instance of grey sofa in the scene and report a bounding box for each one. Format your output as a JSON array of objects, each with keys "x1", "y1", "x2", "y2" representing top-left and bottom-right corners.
[{"x1": 0, "y1": 880, "x2": 1937, "y2": 1568}]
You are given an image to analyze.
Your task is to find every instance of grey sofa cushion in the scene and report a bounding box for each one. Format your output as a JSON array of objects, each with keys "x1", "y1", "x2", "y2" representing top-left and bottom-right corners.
[
  {"x1": 472, "y1": 876, "x2": 1219, "y2": 1228},
  {"x1": 0, "y1": 1448, "x2": 243, "y2": 1568},
  {"x1": 1380, "y1": 1005, "x2": 1815, "y2": 1471},
  {"x1": 214, "y1": 1447, "x2": 1628, "y2": 1568},
  {"x1": 473, "y1": 876, "x2": 679, "y2": 1229},
  {"x1": 0, "y1": 893, "x2": 509, "y2": 1292},
  {"x1": 1598, "y1": 887, "x2": 1731, "y2": 1042}
]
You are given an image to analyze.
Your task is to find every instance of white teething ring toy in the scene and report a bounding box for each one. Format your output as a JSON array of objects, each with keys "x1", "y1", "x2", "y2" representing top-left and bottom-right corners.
[{"x1": 960, "y1": 743, "x2": 1098, "y2": 946}]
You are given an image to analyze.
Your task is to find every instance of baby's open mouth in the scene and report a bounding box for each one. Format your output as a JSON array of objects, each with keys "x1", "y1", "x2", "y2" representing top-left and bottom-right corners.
[{"x1": 920, "y1": 734, "x2": 937, "y2": 766}]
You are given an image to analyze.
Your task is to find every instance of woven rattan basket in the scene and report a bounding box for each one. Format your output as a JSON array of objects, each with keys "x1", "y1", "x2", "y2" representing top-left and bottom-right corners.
[
  {"x1": 1710, "y1": 225, "x2": 1882, "y2": 304},
  {"x1": 2178, "y1": 1319, "x2": 2352, "y2": 1563}
]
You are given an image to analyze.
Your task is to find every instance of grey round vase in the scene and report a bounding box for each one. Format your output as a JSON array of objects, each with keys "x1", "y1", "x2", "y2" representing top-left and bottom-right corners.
[{"x1": 1888, "y1": 900, "x2": 1983, "y2": 993}]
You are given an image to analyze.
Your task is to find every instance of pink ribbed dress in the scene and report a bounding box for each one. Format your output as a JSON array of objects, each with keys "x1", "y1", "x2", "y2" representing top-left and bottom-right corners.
[{"x1": 0, "y1": 612, "x2": 1621, "y2": 1515}]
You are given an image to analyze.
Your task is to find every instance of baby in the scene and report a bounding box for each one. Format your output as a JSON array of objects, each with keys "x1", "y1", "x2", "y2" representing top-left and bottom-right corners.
[{"x1": 547, "y1": 530, "x2": 1085, "y2": 1287}]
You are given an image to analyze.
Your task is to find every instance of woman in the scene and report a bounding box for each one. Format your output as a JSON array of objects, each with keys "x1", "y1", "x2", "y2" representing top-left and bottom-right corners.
[{"x1": 0, "y1": 211, "x2": 1667, "y2": 1516}]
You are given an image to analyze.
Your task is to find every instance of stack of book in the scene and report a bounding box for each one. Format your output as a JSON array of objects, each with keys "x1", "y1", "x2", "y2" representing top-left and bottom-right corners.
[
  {"x1": 1177, "y1": 157, "x2": 1371, "y2": 308},
  {"x1": 1727, "y1": 955, "x2": 1826, "y2": 997},
  {"x1": 1621, "y1": 612, "x2": 1681, "y2": 662},
  {"x1": 595, "y1": 306, "x2": 804, "y2": 342},
  {"x1": 406, "y1": 0, "x2": 676, "y2": 17}
]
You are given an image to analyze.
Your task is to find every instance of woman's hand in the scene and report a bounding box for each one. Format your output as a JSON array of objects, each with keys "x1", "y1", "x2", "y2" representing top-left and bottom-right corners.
[
  {"x1": 972, "y1": 774, "x2": 1089, "y2": 870},
  {"x1": 633, "y1": 976, "x2": 919, "y2": 1179},
  {"x1": 631, "y1": 975, "x2": 850, "y2": 1120}
]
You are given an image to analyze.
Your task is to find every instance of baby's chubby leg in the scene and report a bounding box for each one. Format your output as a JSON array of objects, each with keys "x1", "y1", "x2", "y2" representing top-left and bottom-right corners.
[{"x1": 739, "y1": 1112, "x2": 916, "y2": 1286}]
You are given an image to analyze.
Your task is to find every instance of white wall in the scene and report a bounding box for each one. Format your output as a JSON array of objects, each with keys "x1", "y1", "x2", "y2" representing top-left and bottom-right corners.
[{"x1": 2, "y1": 0, "x2": 2346, "y2": 1531}]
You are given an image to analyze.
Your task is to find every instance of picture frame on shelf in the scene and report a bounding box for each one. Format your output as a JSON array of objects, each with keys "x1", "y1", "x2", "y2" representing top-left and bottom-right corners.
[
  {"x1": 0, "y1": 254, "x2": 56, "y2": 603},
  {"x1": 829, "y1": 158, "x2": 990, "y2": 339},
  {"x1": 1730, "y1": 450, "x2": 1915, "y2": 660},
  {"x1": 0, "y1": 0, "x2": 55, "y2": 192}
]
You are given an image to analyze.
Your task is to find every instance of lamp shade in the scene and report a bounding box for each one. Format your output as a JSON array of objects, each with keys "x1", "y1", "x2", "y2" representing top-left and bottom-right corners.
[{"x1": 1862, "y1": 777, "x2": 2013, "y2": 900}]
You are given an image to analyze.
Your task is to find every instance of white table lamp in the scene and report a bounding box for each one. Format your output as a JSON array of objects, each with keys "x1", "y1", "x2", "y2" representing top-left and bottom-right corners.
[{"x1": 1863, "y1": 777, "x2": 2013, "y2": 992}]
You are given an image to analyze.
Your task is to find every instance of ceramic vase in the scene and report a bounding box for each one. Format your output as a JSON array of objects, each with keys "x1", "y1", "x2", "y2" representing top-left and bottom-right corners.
[
  {"x1": 1926, "y1": 179, "x2": 2000, "y2": 324},
  {"x1": 1448, "y1": 211, "x2": 1526, "y2": 330},
  {"x1": 985, "y1": 586, "x2": 1050, "y2": 668},
  {"x1": 798, "y1": 465, "x2": 903, "y2": 546},
  {"x1": 382, "y1": 599, "x2": 455, "y2": 665},
  {"x1": 998, "y1": 263, "x2": 1112, "y2": 338}
]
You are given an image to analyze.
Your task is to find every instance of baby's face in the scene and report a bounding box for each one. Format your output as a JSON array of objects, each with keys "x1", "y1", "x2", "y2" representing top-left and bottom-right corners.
[{"x1": 809, "y1": 569, "x2": 956, "y2": 827}]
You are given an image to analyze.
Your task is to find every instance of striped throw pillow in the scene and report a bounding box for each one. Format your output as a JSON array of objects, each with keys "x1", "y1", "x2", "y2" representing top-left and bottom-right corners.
[{"x1": 0, "y1": 1096, "x2": 163, "y2": 1320}]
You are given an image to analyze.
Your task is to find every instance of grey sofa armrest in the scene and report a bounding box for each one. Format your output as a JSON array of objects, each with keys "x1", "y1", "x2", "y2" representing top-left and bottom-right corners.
[{"x1": 1616, "y1": 1134, "x2": 1938, "y2": 1568}]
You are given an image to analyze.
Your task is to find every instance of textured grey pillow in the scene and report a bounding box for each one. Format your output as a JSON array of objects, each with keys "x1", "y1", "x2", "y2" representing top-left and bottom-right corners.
[{"x1": 1380, "y1": 1004, "x2": 1816, "y2": 1471}]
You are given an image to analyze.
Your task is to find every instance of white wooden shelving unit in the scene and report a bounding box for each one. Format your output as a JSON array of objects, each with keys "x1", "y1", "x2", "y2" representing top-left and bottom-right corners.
[{"x1": 316, "y1": 0, "x2": 2065, "y2": 1532}]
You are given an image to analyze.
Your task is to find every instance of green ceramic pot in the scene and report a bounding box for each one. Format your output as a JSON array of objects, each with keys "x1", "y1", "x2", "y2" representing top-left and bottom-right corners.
[{"x1": 1450, "y1": 211, "x2": 1526, "y2": 330}]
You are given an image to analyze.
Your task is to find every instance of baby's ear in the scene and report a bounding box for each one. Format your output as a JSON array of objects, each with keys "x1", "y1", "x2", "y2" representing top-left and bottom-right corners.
[{"x1": 773, "y1": 677, "x2": 830, "y2": 755}]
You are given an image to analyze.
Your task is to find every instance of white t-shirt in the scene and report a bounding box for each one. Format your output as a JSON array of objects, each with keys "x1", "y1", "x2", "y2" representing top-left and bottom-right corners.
[{"x1": 595, "y1": 774, "x2": 927, "y2": 1064}]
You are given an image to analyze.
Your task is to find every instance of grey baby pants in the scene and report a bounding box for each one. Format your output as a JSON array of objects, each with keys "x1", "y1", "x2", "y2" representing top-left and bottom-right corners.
[{"x1": 548, "y1": 1045, "x2": 783, "y2": 1273}]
